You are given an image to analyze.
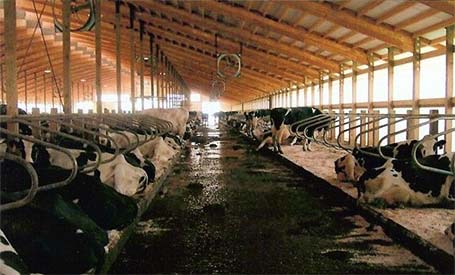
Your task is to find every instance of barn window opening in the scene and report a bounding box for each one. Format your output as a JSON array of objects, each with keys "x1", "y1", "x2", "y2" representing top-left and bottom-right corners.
[
  {"x1": 190, "y1": 92, "x2": 201, "y2": 102},
  {"x1": 202, "y1": 101, "x2": 220, "y2": 126}
]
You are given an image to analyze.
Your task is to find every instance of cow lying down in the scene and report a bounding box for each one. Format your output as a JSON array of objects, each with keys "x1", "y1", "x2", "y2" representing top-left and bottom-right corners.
[{"x1": 334, "y1": 136, "x2": 454, "y2": 207}]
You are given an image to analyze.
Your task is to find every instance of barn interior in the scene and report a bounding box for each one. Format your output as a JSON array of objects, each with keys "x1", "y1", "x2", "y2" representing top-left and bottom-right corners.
[{"x1": 0, "y1": 0, "x2": 454, "y2": 274}]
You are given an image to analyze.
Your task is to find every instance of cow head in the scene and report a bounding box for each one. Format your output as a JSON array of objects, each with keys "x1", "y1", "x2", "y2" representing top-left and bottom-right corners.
[
  {"x1": 334, "y1": 153, "x2": 365, "y2": 182},
  {"x1": 75, "y1": 151, "x2": 97, "y2": 167},
  {"x1": 31, "y1": 143, "x2": 51, "y2": 167},
  {"x1": 6, "y1": 138, "x2": 25, "y2": 159},
  {"x1": 419, "y1": 135, "x2": 446, "y2": 157}
]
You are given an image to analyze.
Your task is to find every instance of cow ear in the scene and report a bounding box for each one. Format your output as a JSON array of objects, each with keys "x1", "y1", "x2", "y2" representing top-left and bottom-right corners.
[{"x1": 433, "y1": 140, "x2": 446, "y2": 151}]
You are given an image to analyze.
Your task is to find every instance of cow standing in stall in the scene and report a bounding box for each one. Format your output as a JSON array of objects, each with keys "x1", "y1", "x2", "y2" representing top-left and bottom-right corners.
[{"x1": 256, "y1": 107, "x2": 328, "y2": 154}]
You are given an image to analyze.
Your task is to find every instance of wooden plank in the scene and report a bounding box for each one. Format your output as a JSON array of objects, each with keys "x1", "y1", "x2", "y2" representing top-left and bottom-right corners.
[
  {"x1": 4, "y1": 0, "x2": 17, "y2": 134},
  {"x1": 62, "y1": 0, "x2": 71, "y2": 114},
  {"x1": 445, "y1": 25, "x2": 454, "y2": 152},
  {"x1": 95, "y1": 0, "x2": 102, "y2": 114},
  {"x1": 349, "y1": 111, "x2": 356, "y2": 146}
]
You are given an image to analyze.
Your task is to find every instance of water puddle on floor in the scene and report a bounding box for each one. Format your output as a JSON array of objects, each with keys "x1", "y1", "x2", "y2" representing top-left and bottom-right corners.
[{"x1": 110, "y1": 125, "x2": 435, "y2": 274}]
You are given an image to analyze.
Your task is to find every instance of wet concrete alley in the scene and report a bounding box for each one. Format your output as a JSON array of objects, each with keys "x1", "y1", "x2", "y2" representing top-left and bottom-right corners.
[{"x1": 110, "y1": 125, "x2": 436, "y2": 274}]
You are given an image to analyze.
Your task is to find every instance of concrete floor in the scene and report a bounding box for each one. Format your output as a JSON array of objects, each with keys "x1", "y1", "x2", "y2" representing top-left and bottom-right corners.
[{"x1": 110, "y1": 125, "x2": 435, "y2": 274}]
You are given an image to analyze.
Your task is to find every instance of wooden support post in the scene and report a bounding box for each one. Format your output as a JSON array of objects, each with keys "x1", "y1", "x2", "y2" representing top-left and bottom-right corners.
[
  {"x1": 406, "y1": 110, "x2": 414, "y2": 140},
  {"x1": 367, "y1": 53, "x2": 374, "y2": 114},
  {"x1": 0, "y1": 65, "x2": 3, "y2": 103},
  {"x1": 51, "y1": 83, "x2": 55, "y2": 108},
  {"x1": 139, "y1": 20, "x2": 145, "y2": 111},
  {"x1": 311, "y1": 83, "x2": 315, "y2": 107},
  {"x1": 34, "y1": 72, "x2": 38, "y2": 107},
  {"x1": 5, "y1": 0, "x2": 18, "y2": 133},
  {"x1": 150, "y1": 34, "x2": 155, "y2": 109},
  {"x1": 328, "y1": 77, "x2": 333, "y2": 112},
  {"x1": 387, "y1": 47, "x2": 395, "y2": 141},
  {"x1": 319, "y1": 72, "x2": 323, "y2": 110},
  {"x1": 352, "y1": 61, "x2": 357, "y2": 113},
  {"x1": 296, "y1": 85, "x2": 300, "y2": 107},
  {"x1": 156, "y1": 44, "x2": 160, "y2": 108},
  {"x1": 349, "y1": 111, "x2": 356, "y2": 146},
  {"x1": 115, "y1": 0, "x2": 122, "y2": 113},
  {"x1": 429, "y1": 109, "x2": 439, "y2": 135},
  {"x1": 373, "y1": 110, "x2": 380, "y2": 146},
  {"x1": 49, "y1": 108, "x2": 58, "y2": 139},
  {"x1": 62, "y1": 0, "x2": 72, "y2": 114},
  {"x1": 43, "y1": 74, "x2": 46, "y2": 113},
  {"x1": 360, "y1": 110, "x2": 367, "y2": 147},
  {"x1": 445, "y1": 25, "x2": 454, "y2": 152},
  {"x1": 95, "y1": 0, "x2": 102, "y2": 114},
  {"x1": 339, "y1": 64, "x2": 345, "y2": 142},
  {"x1": 31, "y1": 108, "x2": 41, "y2": 138},
  {"x1": 129, "y1": 4, "x2": 136, "y2": 113},
  {"x1": 24, "y1": 71, "x2": 28, "y2": 112},
  {"x1": 388, "y1": 110, "x2": 396, "y2": 144}
]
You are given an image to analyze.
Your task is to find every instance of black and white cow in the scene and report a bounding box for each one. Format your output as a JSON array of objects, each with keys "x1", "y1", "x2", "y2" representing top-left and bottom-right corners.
[
  {"x1": 334, "y1": 135, "x2": 446, "y2": 183},
  {"x1": 258, "y1": 107, "x2": 328, "y2": 154},
  {"x1": 356, "y1": 154, "x2": 454, "y2": 207}
]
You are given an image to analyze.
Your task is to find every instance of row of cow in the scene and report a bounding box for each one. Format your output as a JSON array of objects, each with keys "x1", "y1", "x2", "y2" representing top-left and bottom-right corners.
[
  {"x1": 220, "y1": 107, "x2": 455, "y2": 210},
  {"x1": 0, "y1": 106, "x2": 194, "y2": 274}
]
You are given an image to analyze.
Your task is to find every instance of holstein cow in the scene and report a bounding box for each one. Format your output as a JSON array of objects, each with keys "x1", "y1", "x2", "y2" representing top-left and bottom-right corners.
[
  {"x1": 334, "y1": 135, "x2": 446, "y2": 183},
  {"x1": 356, "y1": 154, "x2": 454, "y2": 207},
  {"x1": 257, "y1": 107, "x2": 327, "y2": 154}
]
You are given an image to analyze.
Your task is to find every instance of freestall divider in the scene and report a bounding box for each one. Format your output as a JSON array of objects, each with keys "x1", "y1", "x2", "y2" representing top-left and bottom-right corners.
[
  {"x1": 96, "y1": 150, "x2": 182, "y2": 274},
  {"x1": 228, "y1": 123, "x2": 454, "y2": 274}
]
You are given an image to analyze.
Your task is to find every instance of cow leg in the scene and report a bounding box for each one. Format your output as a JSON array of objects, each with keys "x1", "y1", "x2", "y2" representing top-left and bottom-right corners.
[
  {"x1": 256, "y1": 137, "x2": 271, "y2": 151},
  {"x1": 302, "y1": 138, "x2": 308, "y2": 151},
  {"x1": 272, "y1": 135, "x2": 278, "y2": 153},
  {"x1": 290, "y1": 136, "x2": 298, "y2": 146},
  {"x1": 307, "y1": 140, "x2": 313, "y2": 151}
]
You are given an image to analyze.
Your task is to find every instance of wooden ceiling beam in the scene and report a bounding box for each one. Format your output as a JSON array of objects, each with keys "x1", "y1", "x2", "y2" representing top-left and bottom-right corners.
[
  {"x1": 159, "y1": 43, "x2": 287, "y2": 90},
  {"x1": 197, "y1": 0, "x2": 368, "y2": 64},
  {"x1": 164, "y1": 52, "x2": 278, "y2": 94},
  {"x1": 140, "y1": 0, "x2": 339, "y2": 72},
  {"x1": 282, "y1": 0, "x2": 414, "y2": 51},
  {"x1": 140, "y1": 14, "x2": 320, "y2": 79},
  {"x1": 418, "y1": 0, "x2": 455, "y2": 16},
  {"x1": 375, "y1": 2, "x2": 416, "y2": 24}
]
